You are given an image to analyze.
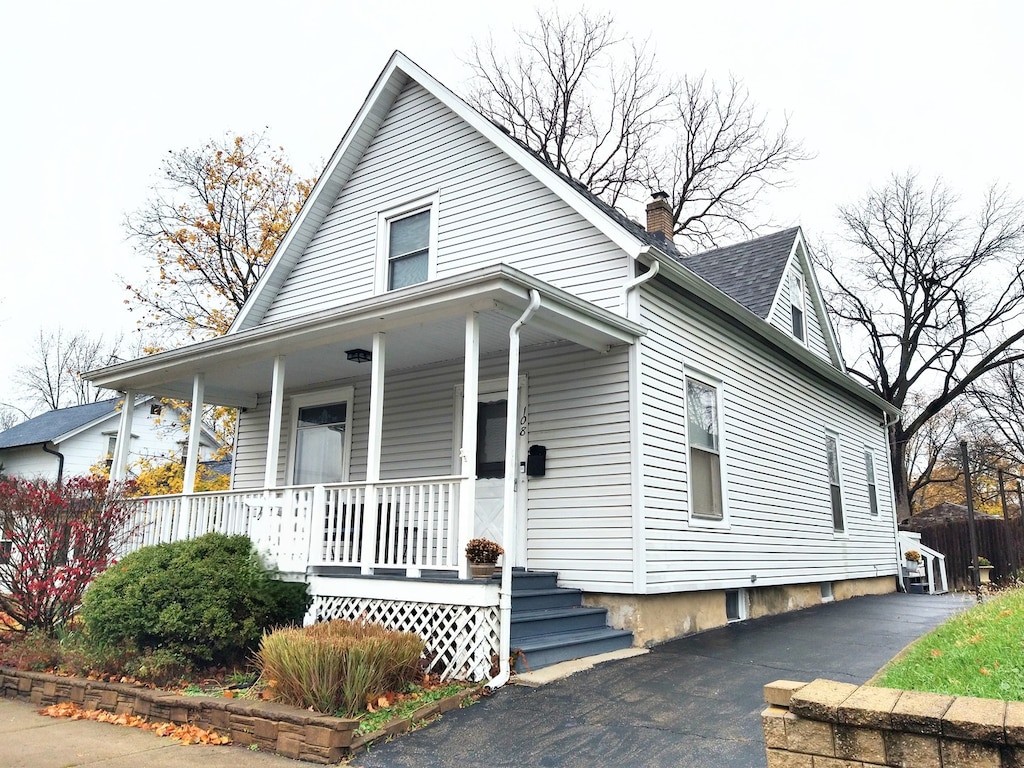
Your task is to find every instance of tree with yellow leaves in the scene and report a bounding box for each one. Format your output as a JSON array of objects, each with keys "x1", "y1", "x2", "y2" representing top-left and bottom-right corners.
[{"x1": 124, "y1": 131, "x2": 316, "y2": 340}]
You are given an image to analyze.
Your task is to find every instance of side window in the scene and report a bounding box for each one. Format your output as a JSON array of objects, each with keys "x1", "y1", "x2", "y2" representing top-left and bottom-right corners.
[
  {"x1": 376, "y1": 194, "x2": 439, "y2": 293},
  {"x1": 686, "y1": 375, "x2": 725, "y2": 521},
  {"x1": 826, "y1": 432, "x2": 844, "y2": 532},
  {"x1": 789, "y1": 270, "x2": 806, "y2": 342},
  {"x1": 864, "y1": 450, "x2": 879, "y2": 516}
]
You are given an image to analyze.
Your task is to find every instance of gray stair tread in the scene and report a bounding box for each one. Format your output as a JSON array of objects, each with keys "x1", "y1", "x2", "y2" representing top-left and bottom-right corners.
[
  {"x1": 513, "y1": 627, "x2": 634, "y2": 652},
  {"x1": 512, "y1": 587, "x2": 582, "y2": 598},
  {"x1": 511, "y1": 606, "x2": 607, "y2": 623}
]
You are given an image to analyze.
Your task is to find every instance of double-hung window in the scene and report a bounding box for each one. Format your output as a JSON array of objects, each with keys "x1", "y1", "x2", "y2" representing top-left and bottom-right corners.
[
  {"x1": 826, "y1": 433, "x2": 845, "y2": 532},
  {"x1": 686, "y1": 375, "x2": 725, "y2": 521},
  {"x1": 377, "y1": 194, "x2": 439, "y2": 293},
  {"x1": 864, "y1": 450, "x2": 879, "y2": 516}
]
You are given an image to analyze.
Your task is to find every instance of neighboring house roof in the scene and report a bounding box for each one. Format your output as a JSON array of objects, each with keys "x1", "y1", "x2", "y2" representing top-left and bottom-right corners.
[
  {"x1": 200, "y1": 457, "x2": 233, "y2": 476},
  {"x1": 0, "y1": 398, "x2": 123, "y2": 449},
  {"x1": 684, "y1": 227, "x2": 800, "y2": 319}
]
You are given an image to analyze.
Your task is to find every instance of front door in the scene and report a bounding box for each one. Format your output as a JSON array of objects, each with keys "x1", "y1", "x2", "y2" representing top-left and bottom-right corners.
[{"x1": 456, "y1": 378, "x2": 528, "y2": 565}]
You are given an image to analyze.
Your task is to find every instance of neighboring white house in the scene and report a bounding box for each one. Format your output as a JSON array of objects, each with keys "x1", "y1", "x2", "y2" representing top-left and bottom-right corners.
[
  {"x1": 86, "y1": 52, "x2": 902, "y2": 683},
  {"x1": 0, "y1": 396, "x2": 221, "y2": 482}
]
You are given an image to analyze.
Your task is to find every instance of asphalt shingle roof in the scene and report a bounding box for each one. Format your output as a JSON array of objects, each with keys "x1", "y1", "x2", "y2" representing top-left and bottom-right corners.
[
  {"x1": 682, "y1": 227, "x2": 800, "y2": 318},
  {"x1": 0, "y1": 398, "x2": 120, "y2": 450}
]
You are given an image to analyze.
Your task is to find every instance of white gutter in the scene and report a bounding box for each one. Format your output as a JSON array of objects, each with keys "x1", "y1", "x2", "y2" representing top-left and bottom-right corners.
[
  {"x1": 487, "y1": 288, "x2": 542, "y2": 690},
  {"x1": 621, "y1": 250, "x2": 660, "y2": 307}
]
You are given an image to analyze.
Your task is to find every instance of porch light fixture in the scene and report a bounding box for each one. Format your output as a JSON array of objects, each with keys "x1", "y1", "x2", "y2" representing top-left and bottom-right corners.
[{"x1": 346, "y1": 348, "x2": 372, "y2": 363}]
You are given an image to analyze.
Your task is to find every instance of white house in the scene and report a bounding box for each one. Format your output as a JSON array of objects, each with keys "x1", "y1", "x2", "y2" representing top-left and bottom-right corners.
[
  {"x1": 0, "y1": 396, "x2": 221, "y2": 482},
  {"x1": 86, "y1": 52, "x2": 902, "y2": 684}
]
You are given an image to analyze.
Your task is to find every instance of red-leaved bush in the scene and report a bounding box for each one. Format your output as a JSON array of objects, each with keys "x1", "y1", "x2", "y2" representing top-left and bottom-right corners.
[{"x1": 0, "y1": 475, "x2": 137, "y2": 635}]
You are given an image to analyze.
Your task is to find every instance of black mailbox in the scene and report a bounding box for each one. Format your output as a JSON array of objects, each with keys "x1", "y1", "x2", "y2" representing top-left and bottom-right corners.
[{"x1": 526, "y1": 444, "x2": 547, "y2": 477}]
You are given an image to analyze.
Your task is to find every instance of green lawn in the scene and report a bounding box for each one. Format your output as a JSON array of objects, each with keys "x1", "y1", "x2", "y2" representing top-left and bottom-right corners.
[{"x1": 876, "y1": 588, "x2": 1024, "y2": 701}]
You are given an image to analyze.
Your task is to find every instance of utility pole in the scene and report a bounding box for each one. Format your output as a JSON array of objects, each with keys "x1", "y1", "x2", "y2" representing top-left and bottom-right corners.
[{"x1": 960, "y1": 440, "x2": 981, "y2": 603}]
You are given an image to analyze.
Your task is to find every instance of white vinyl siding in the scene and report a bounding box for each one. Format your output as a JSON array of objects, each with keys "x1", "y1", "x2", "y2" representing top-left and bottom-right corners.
[
  {"x1": 231, "y1": 343, "x2": 635, "y2": 590},
  {"x1": 639, "y1": 278, "x2": 895, "y2": 591},
  {"x1": 258, "y1": 81, "x2": 631, "y2": 324}
]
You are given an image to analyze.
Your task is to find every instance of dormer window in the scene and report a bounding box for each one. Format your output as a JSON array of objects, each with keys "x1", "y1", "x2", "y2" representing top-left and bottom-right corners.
[
  {"x1": 376, "y1": 193, "x2": 439, "y2": 293},
  {"x1": 789, "y1": 270, "x2": 806, "y2": 342}
]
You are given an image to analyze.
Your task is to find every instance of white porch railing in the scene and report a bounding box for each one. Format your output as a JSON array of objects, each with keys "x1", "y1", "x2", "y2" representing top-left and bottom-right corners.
[{"x1": 122, "y1": 476, "x2": 465, "y2": 578}]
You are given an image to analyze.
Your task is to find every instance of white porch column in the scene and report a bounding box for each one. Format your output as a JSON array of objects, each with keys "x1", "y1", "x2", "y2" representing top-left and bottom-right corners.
[
  {"x1": 110, "y1": 390, "x2": 135, "y2": 482},
  {"x1": 264, "y1": 356, "x2": 286, "y2": 489},
  {"x1": 361, "y1": 332, "x2": 386, "y2": 574},
  {"x1": 458, "y1": 312, "x2": 480, "y2": 579},
  {"x1": 182, "y1": 374, "x2": 205, "y2": 494}
]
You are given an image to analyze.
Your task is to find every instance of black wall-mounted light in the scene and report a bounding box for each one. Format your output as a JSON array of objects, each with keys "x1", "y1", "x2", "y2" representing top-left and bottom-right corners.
[{"x1": 346, "y1": 348, "x2": 372, "y2": 363}]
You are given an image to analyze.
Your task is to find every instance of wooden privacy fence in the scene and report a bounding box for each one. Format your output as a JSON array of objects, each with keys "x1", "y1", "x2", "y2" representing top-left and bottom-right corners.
[{"x1": 908, "y1": 516, "x2": 1024, "y2": 588}]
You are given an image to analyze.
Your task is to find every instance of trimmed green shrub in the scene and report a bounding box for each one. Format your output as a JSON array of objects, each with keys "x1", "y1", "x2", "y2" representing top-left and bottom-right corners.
[
  {"x1": 81, "y1": 533, "x2": 309, "y2": 668},
  {"x1": 256, "y1": 619, "x2": 424, "y2": 716}
]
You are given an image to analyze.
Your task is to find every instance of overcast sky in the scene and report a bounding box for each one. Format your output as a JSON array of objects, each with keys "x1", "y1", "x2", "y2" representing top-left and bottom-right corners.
[{"x1": 1, "y1": 1, "x2": 1021, "y2": 417}]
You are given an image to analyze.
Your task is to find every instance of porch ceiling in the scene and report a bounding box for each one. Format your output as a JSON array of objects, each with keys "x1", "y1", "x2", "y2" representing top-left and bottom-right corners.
[{"x1": 87, "y1": 265, "x2": 646, "y2": 408}]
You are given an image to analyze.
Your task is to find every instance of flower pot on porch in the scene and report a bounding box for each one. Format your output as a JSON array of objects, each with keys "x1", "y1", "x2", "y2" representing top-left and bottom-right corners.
[{"x1": 469, "y1": 561, "x2": 496, "y2": 579}]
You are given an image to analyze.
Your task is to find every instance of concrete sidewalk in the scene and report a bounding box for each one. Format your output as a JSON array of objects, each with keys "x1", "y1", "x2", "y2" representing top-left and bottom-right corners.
[
  {"x1": 0, "y1": 592, "x2": 971, "y2": 767},
  {"x1": 0, "y1": 698, "x2": 304, "y2": 768}
]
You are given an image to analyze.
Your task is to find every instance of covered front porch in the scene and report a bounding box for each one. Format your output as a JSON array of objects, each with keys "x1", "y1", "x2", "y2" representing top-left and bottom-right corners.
[{"x1": 93, "y1": 266, "x2": 643, "y2": 680}]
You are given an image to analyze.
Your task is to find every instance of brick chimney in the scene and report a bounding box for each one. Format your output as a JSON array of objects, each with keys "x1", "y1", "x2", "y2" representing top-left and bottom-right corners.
[{"x1": 646, "y1": 191, "x2": 674, "y2": 241}]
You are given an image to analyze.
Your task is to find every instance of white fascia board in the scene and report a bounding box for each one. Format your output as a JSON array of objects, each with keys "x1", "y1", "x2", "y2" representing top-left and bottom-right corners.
[
  {"x1": 794, "y1": 230, "x2": 848, "y2": 371},
  {"x1": 647, "y1": 247, "x2": 898, "y2": 417},
  {"x1": 230, "y1": 52, "x2": 410, "y2": 333},
  {"x1": 87, "y1": 265, "x2": 645, "y2": 392}
]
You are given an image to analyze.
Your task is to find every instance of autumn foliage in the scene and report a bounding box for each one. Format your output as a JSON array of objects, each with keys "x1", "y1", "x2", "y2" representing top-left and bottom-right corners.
[{"x1": 0, "y1": 476, "x2": 137, "y2": 635}]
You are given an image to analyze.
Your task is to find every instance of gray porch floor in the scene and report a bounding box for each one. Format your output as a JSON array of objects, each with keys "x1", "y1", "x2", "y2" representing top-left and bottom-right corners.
[{"x1": 352, "y1": 591, "x2": 971, "y2": 768}]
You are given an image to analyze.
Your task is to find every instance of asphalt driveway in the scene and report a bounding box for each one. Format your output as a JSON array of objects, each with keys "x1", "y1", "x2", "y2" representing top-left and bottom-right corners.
[{"x1": 354, "y1": 591, "x2": 970, "y2": 768}]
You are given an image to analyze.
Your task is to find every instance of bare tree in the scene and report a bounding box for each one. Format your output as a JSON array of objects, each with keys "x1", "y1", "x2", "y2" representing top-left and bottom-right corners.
[
  {"x1": 466, "y1": 8, "x2": 808, "y2": 248},
  {"x1": 15, "y1": 329, "x2": 125, "y2": 412},
  {"x1": 971, "y1": 363, "x2": 1024, "y2": 465},
  {"x1": 0, "y1": 404, "x2": 28, "y2": 431},
  {"x1": 816, "y1": 172, "x2": 1024, "y2": 517},
  {"x1": 658, "y1": 74, "x2": 809, "y2": 249}
]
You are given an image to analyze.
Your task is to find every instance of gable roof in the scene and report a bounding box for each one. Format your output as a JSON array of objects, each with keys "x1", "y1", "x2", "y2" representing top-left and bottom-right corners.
[
  {"x1": 0, "y1": 398, "x2": 122, "y2": 450},
  {"x1": 684, "y1": 228, "x2": 799, "y2": 319}
]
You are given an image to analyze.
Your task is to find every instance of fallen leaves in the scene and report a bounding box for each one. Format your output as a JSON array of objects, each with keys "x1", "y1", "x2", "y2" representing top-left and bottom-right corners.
[{"x1": 38, "y1": 702, "x2": 231, "y2": 746}]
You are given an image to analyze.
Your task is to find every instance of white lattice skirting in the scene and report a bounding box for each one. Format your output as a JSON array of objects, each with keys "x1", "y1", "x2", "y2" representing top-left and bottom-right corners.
[{"x1": 310, "y1": 595, "x2": 500, "y2": 682}]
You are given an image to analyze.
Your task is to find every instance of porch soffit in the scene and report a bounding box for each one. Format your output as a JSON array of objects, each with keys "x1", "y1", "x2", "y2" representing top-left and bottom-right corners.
[{"x1": 86, "y1": 266, "x2": 646, "y2": 408}]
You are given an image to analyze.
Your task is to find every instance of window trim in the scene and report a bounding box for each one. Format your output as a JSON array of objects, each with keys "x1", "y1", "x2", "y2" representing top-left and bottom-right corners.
[
  {"x1": 683, "y1": 369, "x2": 729, "y2": 528},
  {"x1": 286, "y1": 386, "x2": 355, "y2": 485},
  {"x1": 374, "y1": 192, "x2": 440, "y2": 294},
  {"x1": 789, "y1": 269, "x2": 806, "y2": 344},
  {"x1": 864, "y1": 448, "x2": 879, "y2": 517},
  {"x1": 825, "y1": 430, "x2": 846, "y2": 534}
]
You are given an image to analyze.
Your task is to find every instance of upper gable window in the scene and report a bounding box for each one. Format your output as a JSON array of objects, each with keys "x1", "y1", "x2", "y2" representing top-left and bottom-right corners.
[
  {"x1": 376, "y1": 193, "x2": 439, "y2": 293},
  {"x1": 789, "y1": 270, "x2": 806, "y2": 342}
]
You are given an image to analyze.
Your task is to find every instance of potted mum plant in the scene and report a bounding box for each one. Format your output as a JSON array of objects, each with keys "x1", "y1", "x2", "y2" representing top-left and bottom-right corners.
[
  {"x1": 904, "y1": 550, "x2": 922, "y2": 572},
  {"x1": 465, "y1": 538, "x2": 503, "y2": 579}
]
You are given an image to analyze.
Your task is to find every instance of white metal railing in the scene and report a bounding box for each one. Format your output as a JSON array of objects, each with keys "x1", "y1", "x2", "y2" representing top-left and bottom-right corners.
[{"x1": 121, "y1": 476, "x2": 464, "y2": 578}]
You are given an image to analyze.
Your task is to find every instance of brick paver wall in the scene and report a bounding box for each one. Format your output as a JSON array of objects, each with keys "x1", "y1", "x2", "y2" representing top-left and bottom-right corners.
[{"x1": 763, "y1": 679, "x2": 1024, "y2": 767}]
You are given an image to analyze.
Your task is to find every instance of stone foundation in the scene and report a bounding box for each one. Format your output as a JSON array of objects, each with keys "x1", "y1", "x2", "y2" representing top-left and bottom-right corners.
[
  {"x1": 584, "y1": 575, "x2": 894, "y2": 646},
  {"x1": 763, "y1": 678, "x2": 1024, "y2": 767}
]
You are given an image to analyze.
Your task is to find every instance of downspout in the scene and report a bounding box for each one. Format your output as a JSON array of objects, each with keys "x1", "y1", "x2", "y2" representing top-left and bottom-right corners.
[
  {"x1": 41, "y1": 442, "x2": 65, "y2": 485},
  {"x1": 487, "y1": 288, "x2": 541, "y2": 690},
  {"x1": 623, "y1": 255, "x2": 659, "y2": 592}
]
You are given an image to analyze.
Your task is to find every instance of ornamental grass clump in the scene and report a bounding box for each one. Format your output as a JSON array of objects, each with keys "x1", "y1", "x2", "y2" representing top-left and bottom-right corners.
[{"x1": 256, "y1": 619, "x2": 424, "y2": 716}]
